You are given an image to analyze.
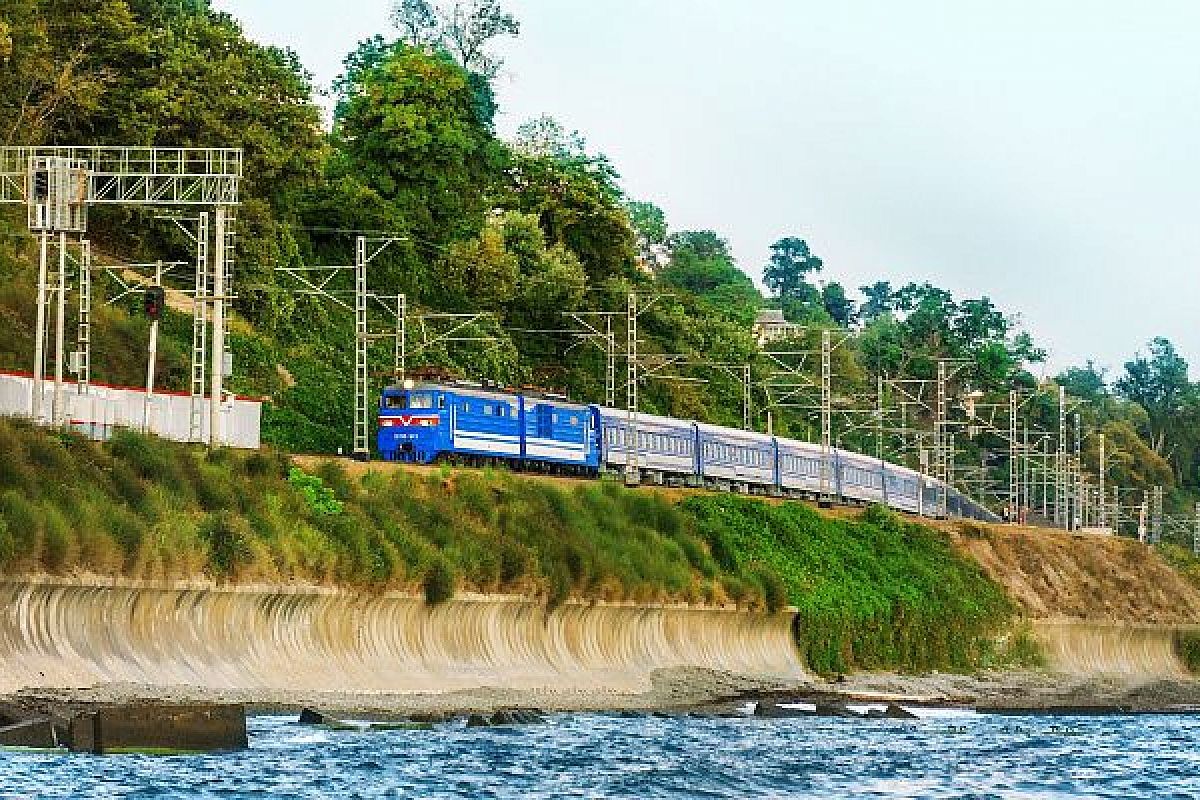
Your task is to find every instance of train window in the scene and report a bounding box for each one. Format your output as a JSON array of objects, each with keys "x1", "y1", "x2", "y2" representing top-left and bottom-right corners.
[
  {"x1": 384, "y1": 394, "x2": 406, "y2": 409},
  {"x1": 482, "y1": 405, "x2": 493, "y2": 416},
  {"x1": 570, "y1": 415, "x2": 578, "y2": 426},
  {"x1": 409, "y1": 393, "x2": 434, "y2": 409},
  {"x1": 437, "y1": 396, "x2": 446, "y2": 409},
  {"x1": 553, "y1": 413, "x2": 559, "y2": 424}
]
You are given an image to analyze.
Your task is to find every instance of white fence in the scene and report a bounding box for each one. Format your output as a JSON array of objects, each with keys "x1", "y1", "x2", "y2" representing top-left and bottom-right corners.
[{"x1": 0, "y1": 371, "x2": 261, "y2": 449}]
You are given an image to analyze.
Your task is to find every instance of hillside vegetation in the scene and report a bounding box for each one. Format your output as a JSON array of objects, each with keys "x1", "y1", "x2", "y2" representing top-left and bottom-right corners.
[
  {"x1": 4, "y1": 0, "x2": 1191, "y2": 523},
  {"x1": 0, "y1": 415, "x2": 1028, "y2": 672},
  {"x1": 684, "y1": 497, "x2": 1018, "y2": 674}
]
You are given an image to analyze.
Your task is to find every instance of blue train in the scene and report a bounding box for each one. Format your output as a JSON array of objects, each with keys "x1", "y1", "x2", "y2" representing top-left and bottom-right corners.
[{"x1": 378, "y1": 381, "x2": 998, "y2": 521}]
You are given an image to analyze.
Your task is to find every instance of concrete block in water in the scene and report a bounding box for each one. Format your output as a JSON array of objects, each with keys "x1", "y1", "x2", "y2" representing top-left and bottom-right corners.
[
  {"x1": 70, "y1": 704, "x2": 247, "y2": 754},
  {"x1": 0, "y1": 718, "x2": 58, "y2": 749},
  {"x1": 67, "y1": 713, "x2": 96, "y2": 753}
]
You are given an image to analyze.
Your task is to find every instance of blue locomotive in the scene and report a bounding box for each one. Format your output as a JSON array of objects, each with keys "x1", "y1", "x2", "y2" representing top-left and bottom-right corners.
[
  {"x1": 378, "y1": 381, "x2": 997, "y2": 521},
  {"x1": 379, "y1": 382, "x2": 600, "y2": 472}
]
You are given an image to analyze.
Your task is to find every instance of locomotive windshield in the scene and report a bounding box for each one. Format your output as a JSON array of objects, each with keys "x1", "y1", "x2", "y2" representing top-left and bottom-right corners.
[
  {"x1": 383, "y1": 394, "x2": 406, "y2": 409},
  {"x1": 408, "y1": 392, "x2": 435, "y2": 409}
]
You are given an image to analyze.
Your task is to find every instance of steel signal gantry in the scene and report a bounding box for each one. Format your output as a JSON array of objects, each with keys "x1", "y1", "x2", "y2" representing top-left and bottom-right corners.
[{"x1": 0, "y1": 147, "x2": 241, "y2": 446}]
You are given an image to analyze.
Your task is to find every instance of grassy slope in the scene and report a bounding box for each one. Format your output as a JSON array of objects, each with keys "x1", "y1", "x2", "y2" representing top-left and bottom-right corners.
[
  {"x1": 0, "y1": 415, "x2": 1028, "y2": 674},
  {"x1": 684, "y1": 498, "x2": 1018, "y2": 674}
]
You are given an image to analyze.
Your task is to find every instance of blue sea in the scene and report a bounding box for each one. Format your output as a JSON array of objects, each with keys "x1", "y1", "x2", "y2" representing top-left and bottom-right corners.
[{"x1": 2, "y1": 709, "x2": 1199, "y2": 799}]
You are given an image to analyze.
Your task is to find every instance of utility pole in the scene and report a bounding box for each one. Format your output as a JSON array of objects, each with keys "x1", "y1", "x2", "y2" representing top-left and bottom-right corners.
[
  {"x1": 75, "y1": 239, "x2": 92, "y2": 393},
  {"x1": 52, "y1": 232, "x2": 68, "y2": 426},
  {"x1": 626, "y1": 292, "x2": 639, "y2": 483},
  {"x1": 1009, "y1": 390, "x2": 1018, "y2": 521},
  {"x1": 936, "y1": 360, "x2": 947, "y2": 490},
  {"x1": 820, "y1": 329, "x2": 832, "y2": 503},
  {"x1": 1022, "y1": 425, "x2": 1030, "y2": 524},
  {"x1": 1098, "y1": 433, "x2": 1106, "y2": 530},
  {"x1": 209, "y1": 207, "x2": 228, "y2": 448},
  {"x1": 947, "y1": 431, "x2": 955, "y2": 517},
  {"x1": 876, "y1": 374, "x2": 885, "y2": 461},
  {"x1": 1073, "y1": 412, "x2": 1082, "y2": 530},
  {"x1": 1152, "y1": 485, "x2": 1164, "y2": 544},
  {"x1": 393, "y1": 294, "x2": 407, "y2": 383},
  {"x1": 1057, "y1": 384, "x2": 1067, "y2": 528},
  {"x1": 353, "y1": 236, "x2": 369, "y2": 458},
  {"x1": 32, "y1": 232, "x2": 49, "y2": 422},
  {"x1": 742, "y1": 364, "x2": 751, "y2": 431},
  {"x1": 1112, "y1": 486, "x2": 1120, "y2": 536},
  {"x1": 1193, "y1": 502, "x2": 1199, "y2": 555},
  {"x1": 1042, "y1": 437, "x2": 1050, "y2": 520},
  {"x1": 144, "y1": 260, "x2": 163, "y2": 432},
  {"x1": 189, "y1": 212, "x2": 210, "y2": 443},
  {"x1": 606, "y1": 314, "x2": 615, "y2": 408}
]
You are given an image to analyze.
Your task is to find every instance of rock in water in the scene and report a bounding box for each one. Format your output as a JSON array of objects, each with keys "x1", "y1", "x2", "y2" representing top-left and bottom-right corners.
[
  {"x1": 466, "y1": 714, "x2": 491, "y2": 728},
  {"x1": 754, "y1": 702, "x2": 814, "y2": 718},
  {"x1": 884, "y1": 703, "x2": 919, "y2": 719},
  {"x1": 814, "y1": 703, "x2": 865, "y2": 719},
  {"x1": 297, "y1": 708, "x2": 328, "y2": 725}
]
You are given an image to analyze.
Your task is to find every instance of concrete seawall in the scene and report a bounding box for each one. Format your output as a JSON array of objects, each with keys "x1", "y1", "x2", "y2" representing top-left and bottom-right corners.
[
  {"x1": 0, "y1": 579, "x2": 806, "y2": 695},
  {"x1": 1031, "y1": 620, "x2": 1191, "y2": 678}
]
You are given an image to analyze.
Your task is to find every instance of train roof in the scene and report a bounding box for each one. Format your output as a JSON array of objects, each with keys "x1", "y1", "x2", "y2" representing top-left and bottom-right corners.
[
  {"x1": 695, "y1": 422, "x2": 775, "y2": 445},
  {"x1": 593, "y1": 406, "x2": 697, "y2": 431},
  {"x1": 383, "y1": 381, "x2": 591, "y2": 409}
]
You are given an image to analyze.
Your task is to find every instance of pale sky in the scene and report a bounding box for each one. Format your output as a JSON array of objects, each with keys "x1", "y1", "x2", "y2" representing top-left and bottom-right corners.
[{"x1": 214, "y1": 0, "x2": 1200, "y2": 378}]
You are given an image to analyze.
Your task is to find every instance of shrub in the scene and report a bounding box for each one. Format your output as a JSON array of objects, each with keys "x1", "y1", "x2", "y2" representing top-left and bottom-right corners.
[
  {"x1": 423, "y1": 557, "x2": 456, "y2": 605},
  {"x1": 498, "y1": 540, "x2": 533, "y2": 586},
  {"x1": 288, "y1": 467, "x2": 344, "y2": 515},
  {"x1": 1175, "y1": 630, "x2": 1200, "y2": 674},
  {"x1": 41, "y1": 507, "x2": 74, "y2": 572},
  {"x1": 201, "y1": 512, "x2": 254, "y2": 578},
  {"x1": 753, "y1": 566, "x2": 789, "y2": 613}
]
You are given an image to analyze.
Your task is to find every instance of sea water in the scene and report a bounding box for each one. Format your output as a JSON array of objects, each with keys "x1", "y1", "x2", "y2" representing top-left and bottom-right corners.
[{"x1": 2, "y1": 710, "x2": 1199, "y2": 798}]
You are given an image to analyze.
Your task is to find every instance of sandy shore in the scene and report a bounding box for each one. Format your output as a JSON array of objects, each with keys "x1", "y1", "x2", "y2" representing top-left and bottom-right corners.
[{"x1": 7, "y1": 667, "x2": 1200, "y2": 720}]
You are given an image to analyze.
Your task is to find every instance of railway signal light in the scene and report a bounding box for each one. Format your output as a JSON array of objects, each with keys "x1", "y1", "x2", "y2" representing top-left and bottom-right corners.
[{"x1": 144, "y1": 286, "x2": 165, "y2": 321}]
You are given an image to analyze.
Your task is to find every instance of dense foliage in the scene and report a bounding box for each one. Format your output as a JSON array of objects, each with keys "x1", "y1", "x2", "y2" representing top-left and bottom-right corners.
[{"x1": 683, "y1": 497, "x2": 1020, "y2": 673}]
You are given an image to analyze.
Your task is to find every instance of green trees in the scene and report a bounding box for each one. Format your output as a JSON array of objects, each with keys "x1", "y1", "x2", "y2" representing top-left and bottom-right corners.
[
  {"x1": 625, "y1": 200, "x2": 668, "y2": 267},
  {"x1": 503, "y1": 116, "x2": 636, "y2": 285},
  {"x1": 763, "y1": 236, "x2": 822, "y2": 299},
  {"x1": 335, "y1": 44, "x2": 503, "y2": 252},
  {"x1": 1117, "y1": 337, "x2": 1190, "y2": 455}
]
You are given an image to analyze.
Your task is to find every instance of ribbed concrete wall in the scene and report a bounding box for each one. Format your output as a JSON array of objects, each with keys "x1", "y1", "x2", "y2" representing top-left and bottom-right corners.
[
  {"x1": 1032, "y1": 620, "x2": 1190, "y2": 678},
  {"x1": 0, "y1": 579, "x2": 805, "y2": 695}
]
